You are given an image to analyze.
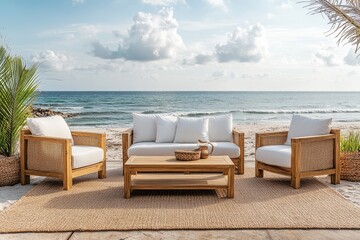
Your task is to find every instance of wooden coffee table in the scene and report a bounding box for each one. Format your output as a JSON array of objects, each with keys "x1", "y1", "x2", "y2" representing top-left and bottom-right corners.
[{"x1": 123, "y1": 156, "x2": 235, "y2": 198}]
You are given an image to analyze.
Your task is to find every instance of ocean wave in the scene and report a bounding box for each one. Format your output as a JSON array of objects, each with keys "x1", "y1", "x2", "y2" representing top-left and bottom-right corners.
[
  {"x1": 55, "y1": 107, "x2": 84, "y2": 110},
  {"x1": 241, "y1": 109, "x2": 360, "y2": 114},
  {"x1": 141, "y1": 110, "x2": 166, "y2": 114},
  {"x1": 172, "y1": 110, "x2": 237, "y2": 117}
]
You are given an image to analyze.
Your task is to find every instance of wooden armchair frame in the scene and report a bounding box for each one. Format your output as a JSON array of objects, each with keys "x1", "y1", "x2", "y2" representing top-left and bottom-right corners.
[
  {"x1": 20, "y1": 129, "x2": 106, "y2": 190},
  {"x1": 122, "y1": 128, "x2": 245, "y2": 174},
  {"x1": 255, "y1": 129, "x2": 340, "y2": 189}
]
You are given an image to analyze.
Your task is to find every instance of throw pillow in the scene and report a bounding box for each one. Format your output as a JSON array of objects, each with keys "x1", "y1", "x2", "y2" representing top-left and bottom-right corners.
[
  {"x1": 156, "y1": 115, "x2": 177, "y2": 143},
  {"x1": 173, "y1": 117, "x2": 209, "y2": 143},
  {"x1": 284, "y1": 114, "x2": 332, "y2": 145},
  {"x1": 27, "y1": 116, "x2": 74, "y2": 145},
  {"x1": 209, "y1": 114, "x2": 233, "y2": 142},
  {"x1": 132, "y1": 113, "x2": 157, "y2": 143}
]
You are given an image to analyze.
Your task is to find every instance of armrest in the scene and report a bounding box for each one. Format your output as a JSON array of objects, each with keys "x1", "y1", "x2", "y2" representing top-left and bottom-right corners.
[
  {"x1": 24, "y1": 135, "x2": 71, "y2": 144},
  {"x1": 291, "y1": 128, "x2": 340, "y2": 172},
  {"x1": 122, "y1": 128, "x2": 133, "y2": 162},
  {"x1": 232, "y1": 128, "x2": 245, "y2": 174},
  {"x1": 71, "y1": 131, "x2": 106, "y2": 148},
  {"x1": 291, "y1": 134, "x2": 335, "y2": 143},
  {"x1": 232, "y1": 128, "x2": 244, "y2": 147},
  {"x1": 21, "y1": 134, "x2": 71, "y2": 173},
  {"x1": 256, "y1": 131, "x2": 288, "y2": 148}
]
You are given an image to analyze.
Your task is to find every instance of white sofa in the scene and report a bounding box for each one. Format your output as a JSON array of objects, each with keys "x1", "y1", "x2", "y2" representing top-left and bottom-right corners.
[{"x1": 122, "y1": 114, "x2": 245, "y2": 174}]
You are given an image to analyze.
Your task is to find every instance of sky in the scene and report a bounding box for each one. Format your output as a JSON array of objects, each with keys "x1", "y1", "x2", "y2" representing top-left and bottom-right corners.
[{"x1": 0, "y1": 0, "x2": 359, "y2": 91}]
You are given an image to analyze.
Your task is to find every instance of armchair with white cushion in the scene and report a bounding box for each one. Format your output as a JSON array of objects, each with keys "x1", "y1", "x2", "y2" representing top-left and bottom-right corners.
[
  {"x1": 255, "y1": 115, "x2": 340, "y2": 189},
  {"x1": 20, "y1": 116, "x2": 106, "y2": 190}
]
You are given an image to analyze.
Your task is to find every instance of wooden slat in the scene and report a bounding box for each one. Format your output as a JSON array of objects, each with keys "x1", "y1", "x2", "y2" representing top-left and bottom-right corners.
[
  {"x1": 131, "y1": 173, "x2": 228, "y2": 189},
  {"x1": 24, "y1": 170, "x2": 63, "y2": 178},
  {"x1": 24, "y1": 135, "x2": 70, "y2": 144},
  {"x1": 72, "y1": 162, "x2": 104, "y2": 178},
  {"x1": 71, "y1": 131, "x2": 105, "y2": 138},
  {"x1": 300, "y1": 169, "x2": 336, "y2": 178},
  {"x1": 126, "y1": 156, "x2": 234, "y2": 167},
  {"x1": 257, "y1": 162, "x2": 292, "y2": 176}
]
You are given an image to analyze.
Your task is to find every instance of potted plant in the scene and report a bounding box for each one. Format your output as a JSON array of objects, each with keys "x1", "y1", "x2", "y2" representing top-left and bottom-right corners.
[
  {"x1": 340, "y1": 131, "x2": 360, "y2": 182},
  {"x1": 0, "y1": 46, "x2": 38, "y2": 186}
]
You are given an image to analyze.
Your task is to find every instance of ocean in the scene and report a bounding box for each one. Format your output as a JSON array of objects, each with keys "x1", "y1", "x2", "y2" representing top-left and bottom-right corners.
[{"x1": 34, "y1": 91, "x2": 360, "y2": 127}]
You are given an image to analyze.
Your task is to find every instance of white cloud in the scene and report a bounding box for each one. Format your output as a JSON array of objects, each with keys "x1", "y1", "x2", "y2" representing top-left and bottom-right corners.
[
  {"x1": 142, "y1": 0, "x2": 186, "y2": 6},
  {"x1": 182, "y1": 52, "x2": 214, "y2": 65},
  {"x1": 40, "y1": 24, "x2": 104, "y2": 40},
  {"x1": 31, "y1": 50, "x2": 72, "y2": 71},
  {"x1": 215, "y1": 24, "x2": 268, "y2": 63},
  {"x1": 344, "y1": 50, "x2": 360, "y2": 66},
  {"x1": 31, "y1": 50, "x2": 126, "y2": 72},
  {"x1": 314, "y1": 47, "x2": 343, "y2": 67},
  {"x1": 92, "y1": 8, "x2": 184, "y2": 61},
  {"x1": 204, "y1": 0, "x2": 228, "y2": 12}
]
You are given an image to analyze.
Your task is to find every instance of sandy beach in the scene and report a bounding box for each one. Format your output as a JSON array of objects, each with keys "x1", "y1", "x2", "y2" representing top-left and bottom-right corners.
[{"x1": 1, "y1": 123, "x2": 360, "y2": 212}]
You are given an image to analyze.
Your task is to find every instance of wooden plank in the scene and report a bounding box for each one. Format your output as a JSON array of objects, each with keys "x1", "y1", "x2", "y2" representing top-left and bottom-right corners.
[
  {"x1": 63, "y1": 140, "x2": 72, "y2": 190},
  {"x1": 300, "y1": 169, "x2": 336, "y2": 178},
  {"x1": 20, "y1": 130, "x2": 30, "y2": 185},
  {"x1": 24, "y1": 135, "x2": 70, "y2": 144},
  {"x1": 71, "y1": 131, "x2": 105, "y2": 138},
  {"x1": 126, "y1": 156, "x2": 234, "y2": 167},
  {"x1": 332, "y1": 129, "x2": 341, "y2": 184},
  {"x1": 72, "y1": 162, "x2": 104, "y2": 178},
  {"x1": 257, "y1": 162, "x2": 291, "y2": 176},
  {"x1": 130, "y1": 173, "x2": 228, "y2": 189},
  {"x1": 291, "y1": 140, "x2": 301, "y2": 189},
  {"x1": 24, "y1": 170, "x2": 63, "y2": 178}
]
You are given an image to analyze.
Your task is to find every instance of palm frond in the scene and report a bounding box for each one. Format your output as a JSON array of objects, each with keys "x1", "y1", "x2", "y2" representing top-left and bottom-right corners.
[
  {"x1": 302, "y1": 0, "x2": 360, "y2": 54},
  {"x1": 0, "y1": 54, "x2": 38, "y2": 156}
]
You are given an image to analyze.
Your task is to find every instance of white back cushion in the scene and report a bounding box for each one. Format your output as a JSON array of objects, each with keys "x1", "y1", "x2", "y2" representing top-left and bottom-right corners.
[
  {"x1": 156, "y1": 115, "x2": 177, "y2": 143},
  {"x1": 27, "y1": 116, "x2": 74, "y2": 144},
  {"x1": 132, "y1": 113, "x2": 157, "y2": 143},
  {"x1": 285, "y1": 114, "x2": 332, "y2": 145},
  {"x1": 174, "y1": 117, "x2": 209, "y2": 143},
  {"x1": 209, "y1": 114, "x2": 233, "y2": 142}
]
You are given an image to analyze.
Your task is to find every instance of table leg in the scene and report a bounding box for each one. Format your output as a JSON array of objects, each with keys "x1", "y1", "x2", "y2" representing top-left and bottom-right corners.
[
  {"x1": 227, "y1": 167, "x2": 234, "y2": 198},
  {"x1": 124, "y1": 167, "x2": 131, "y2": 198}
]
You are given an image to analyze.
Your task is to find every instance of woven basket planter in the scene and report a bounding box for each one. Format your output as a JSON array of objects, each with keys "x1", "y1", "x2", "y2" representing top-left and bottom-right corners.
[
  {"x1": 340, "y1": 152, "x2": 360, "y2": 182},
  {"x1": 0, "y1": 154, "x2": 20, "y2": 186}
]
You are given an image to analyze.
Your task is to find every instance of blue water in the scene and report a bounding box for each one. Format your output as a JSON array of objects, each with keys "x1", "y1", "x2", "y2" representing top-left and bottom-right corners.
[{"x1": 34, "y1": 91, "x2": 360, "y2": 127}]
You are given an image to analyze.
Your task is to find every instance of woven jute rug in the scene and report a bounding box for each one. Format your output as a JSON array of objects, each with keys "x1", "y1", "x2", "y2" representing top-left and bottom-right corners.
[{"x1": 1, "y1": 168, "x2": 360, "y2": 232}]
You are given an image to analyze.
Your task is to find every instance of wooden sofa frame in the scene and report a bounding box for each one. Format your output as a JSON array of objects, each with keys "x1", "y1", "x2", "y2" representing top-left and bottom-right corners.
[
  {"x1": 255, "y1": 128, "x2": 340, "y2": 189},
  {"x1": 122, "y1": 128, "x2": 245, "y2": 174},
  {"x1": 20, "y1": 129, "x2": 107, "y2": 190}
]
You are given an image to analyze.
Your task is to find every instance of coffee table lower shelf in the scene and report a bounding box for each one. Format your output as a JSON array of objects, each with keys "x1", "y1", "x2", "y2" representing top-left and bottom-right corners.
[{"x1": 125, "y1": 173, "x2": 232, "y2": 198}]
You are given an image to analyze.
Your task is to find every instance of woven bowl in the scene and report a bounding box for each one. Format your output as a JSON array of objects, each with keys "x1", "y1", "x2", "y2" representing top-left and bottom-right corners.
[{"x1": 175, "y1": 150, "x2": 201, "y2": 161}]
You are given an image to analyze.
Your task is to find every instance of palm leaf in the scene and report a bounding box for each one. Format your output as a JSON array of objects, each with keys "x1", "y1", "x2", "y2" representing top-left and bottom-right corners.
[
  {"x1": 0, "y1": 54, "x2": 38, "y2": 156},
  {"x1": 302, "y1": 0, "x2": 360, "y2": 54}
]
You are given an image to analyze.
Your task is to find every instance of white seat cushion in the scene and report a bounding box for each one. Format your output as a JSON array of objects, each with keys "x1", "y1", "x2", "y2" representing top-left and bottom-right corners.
[
  {"x1": 256, "y1": 145, "x2": 291, "y2": 168},
  {"x1": 27, "y1": 116, "x2": 74, "y2": 145},
  {"x1": 128, "y1": 142, "x2": 240, "y2": 158},
  {"x1": 72, "y1": 146, "x2": 104, "y2": 169}
]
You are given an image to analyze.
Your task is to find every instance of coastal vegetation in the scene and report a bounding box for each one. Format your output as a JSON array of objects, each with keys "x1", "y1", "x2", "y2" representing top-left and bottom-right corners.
[
  {"x1": 341, "y1": 131, "x2": 360, "y2": 152},
  {"x1": 304, "y1": 0, "x2": 360, "y2": 54},
  {"x1": 0, "y1": 46, "x2": 38, "y2": 157}
]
